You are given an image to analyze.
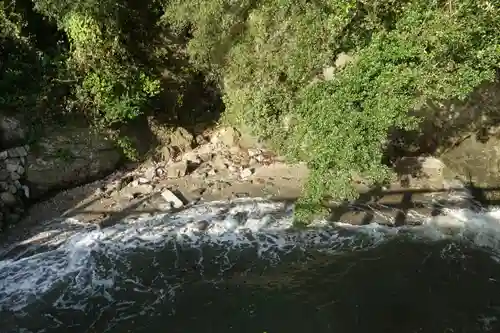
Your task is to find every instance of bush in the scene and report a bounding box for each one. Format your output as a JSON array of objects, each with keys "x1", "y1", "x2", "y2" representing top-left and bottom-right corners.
[
  {"x1": 35, "y1": 4, "x2": 162, "y2": 128},
  {"x1": 162, "y1": 0, "x2": 500, "y2": 221}
]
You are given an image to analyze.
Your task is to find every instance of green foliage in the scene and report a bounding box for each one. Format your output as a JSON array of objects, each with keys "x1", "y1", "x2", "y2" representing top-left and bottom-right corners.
[
  {"x1": 3, "y1": 0, "x2": 500, "y2": 223},
  {"x1": 53, "y1": 8, "x2": 161, "y2": 127},
  {"x1": 1, "y1": 1, "x2": 41, "y2": 111},
  {"x1": 163, "y1": 0, "x2": 500, "y2": 222}
]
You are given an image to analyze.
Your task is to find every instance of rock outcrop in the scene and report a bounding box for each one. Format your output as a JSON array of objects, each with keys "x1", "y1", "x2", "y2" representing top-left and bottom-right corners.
[{"x1": 26, "y1": 127, "x2": 122, "y2": 199}]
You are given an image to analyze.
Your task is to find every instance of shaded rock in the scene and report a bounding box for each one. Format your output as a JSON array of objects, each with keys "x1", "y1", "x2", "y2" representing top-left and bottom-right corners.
[
  {"x1": 194, "y1": 220, "x2": 210, "y2": 231},
  {"x1": 26, "y1": 126, "x2": 122, "y2": 199},
  {"x1": 0, "y1": 115, "x2": 26, "y2": 148},
  {"x1": 169, "y1": 127, "x2": 195, "y2": 152},
  {"x1": 1, "y1": 191, "x2": 17, "y2": 206},
  {"x1": 7, "y1": 146, "x2": 28, "y2": 157},
  {"x1": 5, "y1": 213, "x2": 21, "y2": 226},
  {"x1": 5, "y1": 159, "x2": 20, "y2": 172},
  {"x1": 159, "y1": 146, "x2": 174, "y2": 161},
  {"x1": 160, "y1": 189, "x2": 184, "y2": 209},
  {"x1": 0, "y1": 170, "x2": 9, "y2": 181},
  {"x1": 441, "y1": 134, "x2": 500, "y2": 204}
]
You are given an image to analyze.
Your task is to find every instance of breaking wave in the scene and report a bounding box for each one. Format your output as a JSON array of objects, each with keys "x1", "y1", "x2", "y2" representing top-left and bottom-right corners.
[{"x1": 1, "y1": 197, "x2": 500, "y2": 332}]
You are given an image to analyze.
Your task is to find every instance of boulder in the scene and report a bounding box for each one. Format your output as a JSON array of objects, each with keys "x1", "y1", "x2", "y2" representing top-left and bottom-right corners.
[
  {"x1": 441, "y1": 134, "x2": 500, "y2": 202},
  {"x1": 160, "y1": 189, "x2": 184, "y2": 209},
  {"x1": 26, "y1": 127, "x2": 122, "y2": 199},
  {"x1": 169, "y1": 127, "x2": 195, "y2": 152},
  {"x1": 166, "y1": 161, "x2": 188, "y2": 178}
]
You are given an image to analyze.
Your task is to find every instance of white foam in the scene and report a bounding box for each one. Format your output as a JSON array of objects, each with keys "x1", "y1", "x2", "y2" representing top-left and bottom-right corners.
[{"x1": 2, "y1": 197, "x2": 500, "y2": 314}]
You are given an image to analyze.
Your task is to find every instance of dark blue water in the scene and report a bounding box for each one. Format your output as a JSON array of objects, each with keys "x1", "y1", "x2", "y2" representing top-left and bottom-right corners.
[{"x1": 1, "y1": 200, "x2": 500, "y2": 333}]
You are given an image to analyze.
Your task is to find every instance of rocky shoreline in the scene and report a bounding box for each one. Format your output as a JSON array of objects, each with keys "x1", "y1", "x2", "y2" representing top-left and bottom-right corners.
[
  {"x1": 12, "y1": 127, "x2": 308, "y2": 231},
  {"x1": 14, "y1": 129, "x2": 472, "y2": 233},
  {"x1": 1, "y1": 109, "x2": 497, "y2": 245}
]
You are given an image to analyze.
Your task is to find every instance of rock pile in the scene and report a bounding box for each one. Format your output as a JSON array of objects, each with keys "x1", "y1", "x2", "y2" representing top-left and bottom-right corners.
[{"x1": 0, "y1": 145, "x2": 30, "y2": 230}]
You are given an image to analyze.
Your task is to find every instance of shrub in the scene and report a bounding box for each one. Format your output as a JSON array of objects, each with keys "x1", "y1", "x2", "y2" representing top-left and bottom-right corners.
[{"x1": 163, "y1": 0, "x2": 500, "y2": 222}]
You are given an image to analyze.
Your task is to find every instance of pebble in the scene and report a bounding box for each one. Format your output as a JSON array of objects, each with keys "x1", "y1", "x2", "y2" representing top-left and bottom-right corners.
[{"x1": 195, "y1": 220, "x2": 210, "y2": 231}]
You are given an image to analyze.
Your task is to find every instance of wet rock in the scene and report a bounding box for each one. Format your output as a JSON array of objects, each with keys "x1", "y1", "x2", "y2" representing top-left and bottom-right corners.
[
  {"x1": 224, "y1": 216, "x2": 239, "y2": 230},
  {"x1": 160, "y1": 189, "x2": 184, "y2": 209},
  {"x1": 195, "y1": 220, "x2": 210, "y2": 231},
  {"x1": 224, "y1": 212, "x2": 247, "y2": 230}
]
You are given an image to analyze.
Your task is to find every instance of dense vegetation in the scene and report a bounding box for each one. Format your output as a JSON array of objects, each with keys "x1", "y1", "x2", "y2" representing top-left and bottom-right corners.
[{"x1": 2, "y1": 0, "x2": 500, "y2": 221}]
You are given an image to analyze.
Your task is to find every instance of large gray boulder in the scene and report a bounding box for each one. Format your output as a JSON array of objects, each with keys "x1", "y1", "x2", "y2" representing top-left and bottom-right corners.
[{"x1": 26, "y1": 127, "x2": 122, "y2": 199}]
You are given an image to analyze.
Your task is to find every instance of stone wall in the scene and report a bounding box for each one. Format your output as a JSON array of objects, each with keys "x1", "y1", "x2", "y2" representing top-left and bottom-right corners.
[{"x1": 0, "y1": 145, "x2": 29, "y2": 231}]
